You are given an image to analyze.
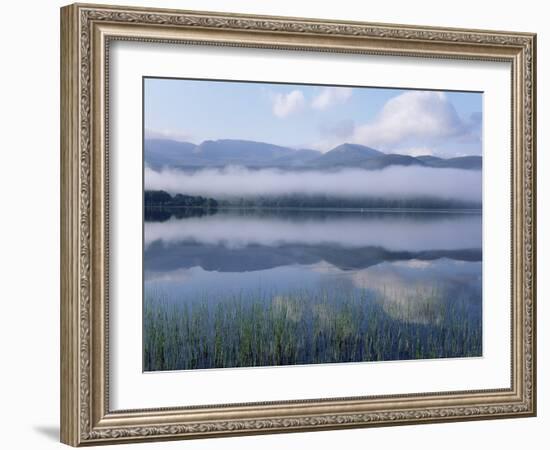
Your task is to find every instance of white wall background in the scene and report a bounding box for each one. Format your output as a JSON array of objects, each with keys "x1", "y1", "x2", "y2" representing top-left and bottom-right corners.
[{"x1": 0, "y1": 1, "x2": 546, "y2": 449}]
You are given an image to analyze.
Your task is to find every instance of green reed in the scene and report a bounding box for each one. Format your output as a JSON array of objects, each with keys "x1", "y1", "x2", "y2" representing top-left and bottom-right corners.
[{"x1": 143, "y1": 285, "x2": 481, "y2": 371}]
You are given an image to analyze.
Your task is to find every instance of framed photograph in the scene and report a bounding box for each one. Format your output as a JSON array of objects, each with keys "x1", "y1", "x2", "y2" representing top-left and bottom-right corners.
[{"x1": 60, "y1": 3, "x2": 537, "y2": 446}]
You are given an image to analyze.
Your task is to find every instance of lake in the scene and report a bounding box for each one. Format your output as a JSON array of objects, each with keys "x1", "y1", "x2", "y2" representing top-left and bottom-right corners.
[{"x1": 143, "y1": 208, "x2": 482, "y2": 371}]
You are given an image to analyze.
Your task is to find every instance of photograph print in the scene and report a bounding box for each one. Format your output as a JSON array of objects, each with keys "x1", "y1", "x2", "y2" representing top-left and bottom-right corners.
[{"x1": 143, "y1": 78, "x2": 483, "y2": 372}]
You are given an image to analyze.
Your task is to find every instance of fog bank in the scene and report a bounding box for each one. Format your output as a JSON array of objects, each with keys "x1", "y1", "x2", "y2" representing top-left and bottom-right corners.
[{"x1": 144, "y1": 166, "x2": 482, "y2": 202}]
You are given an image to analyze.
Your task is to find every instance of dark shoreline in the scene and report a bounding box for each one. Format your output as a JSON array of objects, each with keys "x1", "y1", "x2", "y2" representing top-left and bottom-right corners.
[{"x1": 144, "y1": 204, "x2": 482, "y2": 214}]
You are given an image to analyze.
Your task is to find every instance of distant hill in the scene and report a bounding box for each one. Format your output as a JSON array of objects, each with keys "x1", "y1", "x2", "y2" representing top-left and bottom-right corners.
[
  {"x1": 271, "y1": 148, "x2": 321, "y2": 167},
  {"x1": 416, "y1": 155, "x2": 482, "y2": 170},
  {"x1": 195, "y1": 139, "x2": 296, "y2": 165},
  {"x1": 144, "y1": 139, "x2": 198, "y2": 168},
  {"x1": 144, "y1": 138, "x2": 482, "y2": 171},
  {"x1": 358, "y1": 154, "x2": 421, "y2": 170},
  {"x1": 312, "y1": 143, "x2": 384, "y2": 168}
]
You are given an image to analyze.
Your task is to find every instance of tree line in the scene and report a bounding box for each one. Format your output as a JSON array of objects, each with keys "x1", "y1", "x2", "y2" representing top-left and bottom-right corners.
[
  {"x1": 144, "y1": 190, "x2": 218, "y2": 208},
  {"x1": 145, "y1": 190, "x2": 481, "y2": 210}
]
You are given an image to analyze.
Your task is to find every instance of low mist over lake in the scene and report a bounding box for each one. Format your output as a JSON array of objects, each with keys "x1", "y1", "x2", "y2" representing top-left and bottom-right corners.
[{"x1": 145, "y1": 165, "x2": 481, "y2": 204}]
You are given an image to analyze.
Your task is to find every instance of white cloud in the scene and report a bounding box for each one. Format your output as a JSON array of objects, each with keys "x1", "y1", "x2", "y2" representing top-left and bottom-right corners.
[
  {"x1": 319, "y1": 119, "x2": 355, "y2": 139},
  {"x1": 309, "y1": 120, "x2": 356, "y2": 152},
  {"x1": 307, "y1": 138, "x2": 342, "y2": 153},
  {"x1": 145, "y1": 128, "x2": 194, "y2": 142},
  {"x1": 311, "y1": 87, "x2": 352, "y2": 110},
  {"x1": 392, "y1": 146, "x2": 435, "y2": 157},
  {"x1": 271, "y1": 90, "x2": 305, "y2": 118},
  {"x1": 349, "y1": 91, "x2": 478, "y2": 153}
]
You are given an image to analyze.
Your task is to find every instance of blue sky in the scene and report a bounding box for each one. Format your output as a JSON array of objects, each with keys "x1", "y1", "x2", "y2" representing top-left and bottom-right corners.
[{"x1": 144, "y1": 78, "x2": 482, "y2": 157}]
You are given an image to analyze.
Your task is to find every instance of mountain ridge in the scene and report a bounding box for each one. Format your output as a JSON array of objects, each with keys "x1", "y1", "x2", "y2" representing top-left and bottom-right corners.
[{"x1": 144, "y1": 138, "x2": 482, "y2": 171}]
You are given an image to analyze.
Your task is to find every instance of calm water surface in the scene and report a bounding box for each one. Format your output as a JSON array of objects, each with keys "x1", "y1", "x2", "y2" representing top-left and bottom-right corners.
[{"x1": 143, "y1": 208, "x2": 482, "y2": 371}]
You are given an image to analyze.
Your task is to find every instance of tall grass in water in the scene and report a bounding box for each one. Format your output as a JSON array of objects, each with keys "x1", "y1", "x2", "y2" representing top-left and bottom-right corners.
[{"x1": 143, "y1": 285, "x2": 481, "y2": 371}]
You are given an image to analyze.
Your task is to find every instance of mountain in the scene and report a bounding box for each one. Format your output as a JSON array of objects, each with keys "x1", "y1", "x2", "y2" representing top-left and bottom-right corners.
[
  {"x1": 311, "y1": 143, "x2": 384, "y2": 168},
  {"x1": 419, "y1": 155, "x2": 482, "y2": 170},
  {"x1": 357, "y1": 153, "x2": 422, "y2": 170},
  {"x1": 144, "y1": 139, "x2": 198, "y2": 169},
  {"x1": 271, "y1": 149, "x2": 321, "y2": 167},
  {"x1": 194, "y1": 139, "x2": 296, "y2": 165},
  {"x1": 144, "y1": 138, "x2": 482, "y2": 171},
  {"x1": 416, "y1": 155, "x2": 441, "y2": 165}
]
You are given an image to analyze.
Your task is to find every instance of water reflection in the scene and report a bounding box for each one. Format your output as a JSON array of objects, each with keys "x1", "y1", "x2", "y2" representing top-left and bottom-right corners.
[
  {"x1": 143, "y1": 208, "x2": 482, "y2": 370},
  {"x1": 145, "y1": 209, "x2": 481, "y2": 250}
]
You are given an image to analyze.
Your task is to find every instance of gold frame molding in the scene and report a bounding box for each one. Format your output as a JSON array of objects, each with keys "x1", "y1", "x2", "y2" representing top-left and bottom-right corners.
[{"x1": 60, "y1": 3, "x2": 537, "y2": 446}]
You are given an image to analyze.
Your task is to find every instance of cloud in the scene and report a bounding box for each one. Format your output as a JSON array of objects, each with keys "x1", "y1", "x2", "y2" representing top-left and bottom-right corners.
[
  {"x1": 308, "y1": 138, "x2": 343, "y2": 153},
  {"x1": 144, "y1": 267, "x2": 194, "y2": 283},
  {"x1": 391, "y1": 146, "x2": 435, "y2": 157},
  {"x1": 311, "y1": 87, "x2": 352, "y2": 110},
  {"x1": 145, "y1": 128, "x2": 194, "y2": 142},
  {"x1": 459, "y1": 112, "x2": 483, "y2": 143},
  {"x1": 350, "y1": 91, "x2": 479, "y2": 153},
  {"x1": 271, "y1": 90, "x2": 305, "y2": 118},
  {"x1": 307, "y1": 91, "x2": 481, "y2": 156},
  {"x1": 309, "y1": 120, "x2": 356, "y2": 152},
  {"x1": 319, "y1": 119, "x2": 355, "y2": 139},
  {"x1": 145, "y1": 165, "x2": 481, "y2": 203},
  {"x1": 348, "y1": 259, "x2": 481, "y2": 324}
]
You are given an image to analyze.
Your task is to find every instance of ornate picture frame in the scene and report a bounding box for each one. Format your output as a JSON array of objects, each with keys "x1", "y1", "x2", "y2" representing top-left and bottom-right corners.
[{"x1": 60, "y1": 3, "x2": 536, "y2": 446}]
